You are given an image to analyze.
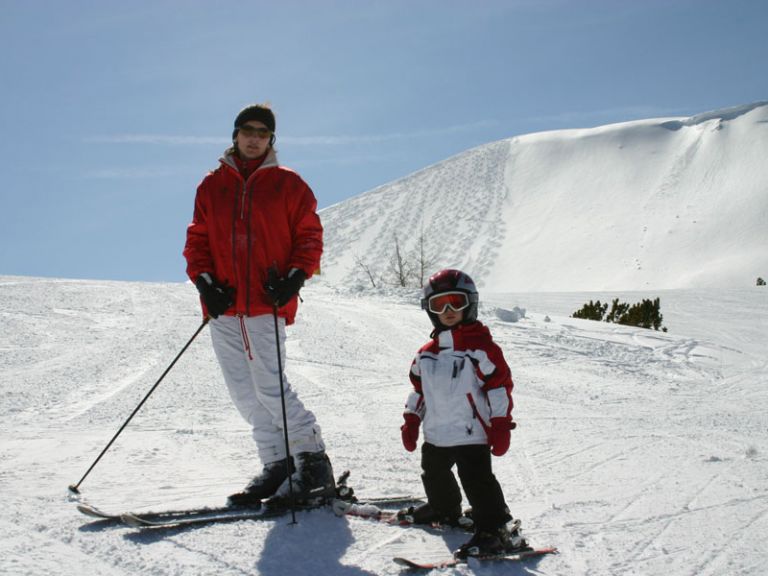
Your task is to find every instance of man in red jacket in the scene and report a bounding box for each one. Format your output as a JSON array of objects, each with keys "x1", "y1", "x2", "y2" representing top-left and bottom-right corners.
[{"x1": 184, "y1": 103, "x2": 334, "y2": 507}]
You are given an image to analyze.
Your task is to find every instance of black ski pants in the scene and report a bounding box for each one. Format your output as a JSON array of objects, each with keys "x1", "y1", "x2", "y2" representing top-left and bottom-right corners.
[{"x1": 420, "y1": 442, "x2": 511, "y2": 532}]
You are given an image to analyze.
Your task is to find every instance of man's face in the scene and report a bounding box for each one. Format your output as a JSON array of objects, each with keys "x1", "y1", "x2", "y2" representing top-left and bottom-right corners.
[{"x1": 235, "y1": 121, "x2": 272, "y2": 160}]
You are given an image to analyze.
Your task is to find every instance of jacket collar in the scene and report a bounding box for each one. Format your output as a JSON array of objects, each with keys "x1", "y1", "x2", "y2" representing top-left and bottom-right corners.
[
  {"x1": 437, "y1": 329, "x2": 454, "y2": 349},
  {"x1": 435, "y1": 321, "x2": 488, "y2": 349},
  {"x1": 220, "y1": 147, "x2": 279, "y2": 175}
]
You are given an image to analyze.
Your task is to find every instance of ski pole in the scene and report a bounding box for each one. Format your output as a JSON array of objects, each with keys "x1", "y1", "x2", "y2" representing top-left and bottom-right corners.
[
  {"x1": 271, "y1": 304, "x2": 297, "y2": 524},
  {"x1": 68, "y1": 317, "x2": 210, "y2": 494}
]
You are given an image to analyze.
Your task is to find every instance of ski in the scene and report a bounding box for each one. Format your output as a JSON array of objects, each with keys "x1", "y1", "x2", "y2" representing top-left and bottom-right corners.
[
  {"x1": 74, "y1": 469, "x2": 425, "y2": 529},
  {"x1": 120, "y1": 503, "x2": 310, "y2": 528},
  {"x1": 77, "y1": 502, "x2": 261, "y2": 523},
  {"x1": 333, "y1": 500, "x2": 476, "y2": 532},
  {"x1": 393, "y1": 546, "x2": 558, "y2": 569},
  {"x1": 77, "y1": 503, "x2": 123, "y2": 521},
  {"x1": 351, "y1": 495, "x2": 424, "y2": 506},
  {"x1": 77, "y1": 497, "x2": 423, "y2": 526},
  {"x1": 115, "y1": 495, "x2": 426, "y2": 529},
  {"x1": 333, "y1": 499, "x2": 396, "y2": 520},
  {"x1": 76, "y1": 502, "x2": 254, "y2": 522}
]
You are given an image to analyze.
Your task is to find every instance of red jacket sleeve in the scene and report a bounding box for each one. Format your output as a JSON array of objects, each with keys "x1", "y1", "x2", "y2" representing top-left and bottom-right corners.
[
  {"x1": 286, "y1": 175, "x2": 323, "y2": 278},
  {"x1": 183, "y1": 175, "x2": 216, "y2": 282},
  {"x1": 480, "y1": 340, "x2": 514, "y2": 420}
]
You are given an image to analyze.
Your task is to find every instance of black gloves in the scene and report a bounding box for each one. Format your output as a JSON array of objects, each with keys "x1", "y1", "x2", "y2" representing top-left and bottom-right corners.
[
  {"x1": 196, "y1": 268, "x2": 305, "y2": 316},
  {"x1": 265, "y1": 269, "x2": 306, "y2": 307},
  {"x1": 195, "y1": 273, "x2": 235, "y2": 318}
]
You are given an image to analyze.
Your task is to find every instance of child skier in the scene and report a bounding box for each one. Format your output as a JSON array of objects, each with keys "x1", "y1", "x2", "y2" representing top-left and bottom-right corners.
[{"x1": 399, "y1": 269, "x2": 527, "y2": 558}]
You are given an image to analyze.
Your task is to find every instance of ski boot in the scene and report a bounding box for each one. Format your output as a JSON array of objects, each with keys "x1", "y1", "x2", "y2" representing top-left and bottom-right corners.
[
  {"x1": 227, "y1": 456, "x2": 295, "y2": 507},
  {"x1": 455, "y1": 520, "x2": 529, "y2": 559},
  {"x1": 268, "y1": 450, "x2": 336, "y2": 506}
]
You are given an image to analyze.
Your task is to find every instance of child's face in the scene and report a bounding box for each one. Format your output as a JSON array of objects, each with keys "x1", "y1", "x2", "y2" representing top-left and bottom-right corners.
[{"x1": 438, "y1": 307, "x2": 464, "y2": 327}]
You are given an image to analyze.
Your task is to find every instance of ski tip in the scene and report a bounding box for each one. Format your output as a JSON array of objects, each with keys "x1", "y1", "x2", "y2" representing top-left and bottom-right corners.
[
  {"x1": 76, "y1": 503, "x2": 112, "y2": 519},
  {"x1": 76, "y1": 504, "x2": 98, "y2": 516}
]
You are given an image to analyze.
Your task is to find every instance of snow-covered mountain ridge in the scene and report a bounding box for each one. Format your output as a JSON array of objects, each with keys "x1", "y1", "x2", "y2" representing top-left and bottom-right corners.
[{"x1": 319, "y1": 101, "x2": 768, "y2": 292}]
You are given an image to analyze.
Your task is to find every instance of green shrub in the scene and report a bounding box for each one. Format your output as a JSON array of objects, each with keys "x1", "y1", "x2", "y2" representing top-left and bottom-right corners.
[
  {"x1": 605, "y1": 298, "x2": 630, "y2": 324},
  {"x1": 619, "y1": 298, "x2": 665, "y2": 331},
  {"x1": 572, "y1": 297, "x2": 666, "y2": 331},
  {"x1": 571, "y1": 300, "x2": 608, "y2": 321}
]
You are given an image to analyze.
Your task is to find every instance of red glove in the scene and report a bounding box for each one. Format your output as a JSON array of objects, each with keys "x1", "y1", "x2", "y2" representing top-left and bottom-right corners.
[
  {"x1": 401, "y1": 413, "x2": 421, "y2": 452},
  {"x1": 488, "y1": 417, "x2": 515, "y2": 456}
]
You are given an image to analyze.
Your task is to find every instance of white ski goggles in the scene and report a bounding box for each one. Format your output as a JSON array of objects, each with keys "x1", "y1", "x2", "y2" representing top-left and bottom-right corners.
[{"x1": 426, "y1": 291, "x2": 470, "y2": 314}]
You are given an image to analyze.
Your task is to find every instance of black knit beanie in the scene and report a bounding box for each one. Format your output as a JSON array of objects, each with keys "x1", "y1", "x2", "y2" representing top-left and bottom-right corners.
[{"x1": 232, "y1": 104, "x2": 276, "y2": 140}]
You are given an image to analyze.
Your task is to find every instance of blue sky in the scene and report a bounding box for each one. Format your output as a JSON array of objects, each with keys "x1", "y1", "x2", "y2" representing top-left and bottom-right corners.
[{"x1": 1, "y1": 0, "x2": 766, "y2": 282}]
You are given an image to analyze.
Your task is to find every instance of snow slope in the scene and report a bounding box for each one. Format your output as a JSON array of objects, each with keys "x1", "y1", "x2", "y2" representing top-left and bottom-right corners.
[
  {"x1": 1, "y1": 276, "x2": 766, "y2": 575},
  {"x1": 319, "y1": 101, "x2": 768, "y2": 291}
]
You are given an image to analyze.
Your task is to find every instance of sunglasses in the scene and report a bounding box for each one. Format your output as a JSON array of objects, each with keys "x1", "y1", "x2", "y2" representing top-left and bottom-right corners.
[
  {"x1": 238, "y1": 125, "x2": 273, "y2": 139},
  {"x1": 427, "y1": 291, "x2": 470, "y2": 314}
]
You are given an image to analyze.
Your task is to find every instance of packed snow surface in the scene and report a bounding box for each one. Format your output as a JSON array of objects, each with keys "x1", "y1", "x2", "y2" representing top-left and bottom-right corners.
[{"x1": 1, "y1": 277, "x2": 766, "y2": 575}]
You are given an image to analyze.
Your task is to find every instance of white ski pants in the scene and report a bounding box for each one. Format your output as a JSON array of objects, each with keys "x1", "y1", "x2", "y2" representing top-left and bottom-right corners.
[{"x1": 210, "y1": 314, "x2": 325, "y2": 465}]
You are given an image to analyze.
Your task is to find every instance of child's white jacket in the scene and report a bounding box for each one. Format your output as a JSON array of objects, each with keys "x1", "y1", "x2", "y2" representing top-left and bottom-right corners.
[{"x1": 404, "y1": 321, "x2": 514, "y2": 448}]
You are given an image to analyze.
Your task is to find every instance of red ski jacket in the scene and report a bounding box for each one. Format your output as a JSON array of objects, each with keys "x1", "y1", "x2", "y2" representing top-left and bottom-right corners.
[{"x1": 184, "y1": 149, "x2": 323, "y2": 324}]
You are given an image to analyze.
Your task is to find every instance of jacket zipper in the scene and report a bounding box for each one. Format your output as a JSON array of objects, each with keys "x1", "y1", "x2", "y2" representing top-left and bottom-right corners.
[
  {"x1": 244, "y1": 179, "x2": 252, "y2": 313},
  {"x1": 240, "y1": 180, "x2": 247, "y2": 219},
  {"x1": 229, "y1": 170, "x2": 248, "y2": 315}
]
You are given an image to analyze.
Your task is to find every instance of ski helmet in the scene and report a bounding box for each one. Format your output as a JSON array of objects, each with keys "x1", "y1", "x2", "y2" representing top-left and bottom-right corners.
[{"x1": 421, "y1": 269, "x2": 479, "y2": 330}]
